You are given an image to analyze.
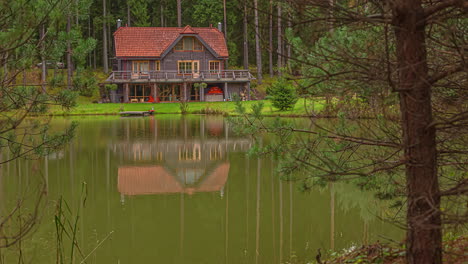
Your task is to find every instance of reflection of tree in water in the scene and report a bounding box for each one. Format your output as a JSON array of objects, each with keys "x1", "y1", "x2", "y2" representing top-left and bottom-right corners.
[{"x1": 333, "y1": 182, "x2": 392, "y2": 223}]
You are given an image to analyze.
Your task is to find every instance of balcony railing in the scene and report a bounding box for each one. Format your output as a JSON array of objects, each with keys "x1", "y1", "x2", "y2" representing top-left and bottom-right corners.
[{"x1": 107, "y1": 70, "x2": 254, "y2": 82}]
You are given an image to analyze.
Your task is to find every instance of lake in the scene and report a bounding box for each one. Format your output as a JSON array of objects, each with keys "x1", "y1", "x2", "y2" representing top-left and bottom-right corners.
[{"x1": 0, "y1": 116, "x2": 401, "y2": 263}]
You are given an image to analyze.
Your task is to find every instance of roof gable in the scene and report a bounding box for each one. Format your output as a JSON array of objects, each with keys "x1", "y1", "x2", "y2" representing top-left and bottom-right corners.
[
  {"x1": 114, "y1": 26, "x2": 228, "y2": 58},
  {"x1": 180, "y1": 25, "x2": 198, "y2": 35},
  {"x1": 160, "y1": 35, "x2": 220, "y2": 59}
]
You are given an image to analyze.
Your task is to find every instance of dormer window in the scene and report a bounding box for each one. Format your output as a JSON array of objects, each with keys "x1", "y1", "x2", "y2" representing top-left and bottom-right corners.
[{"x1": 174, "y1": 37, "x2": 203, "y2": 51}]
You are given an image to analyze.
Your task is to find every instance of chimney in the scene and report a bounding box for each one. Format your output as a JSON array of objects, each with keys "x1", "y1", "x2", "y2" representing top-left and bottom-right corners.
[
  {"x1": 117, "y1": 19, "x2": 122, "y2": 28},
  {"x1": 217, "y1": 22, "x2": 222, "y2": 33}
]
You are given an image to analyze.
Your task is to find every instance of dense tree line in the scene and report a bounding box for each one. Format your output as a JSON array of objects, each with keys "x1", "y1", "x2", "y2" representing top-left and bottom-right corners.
[
  {"x1": 74, "y1": 0, "x2": 293, "y2": 79},
  {"x1": 2, "y1": 0, "x2": 304, "y2": 85}
]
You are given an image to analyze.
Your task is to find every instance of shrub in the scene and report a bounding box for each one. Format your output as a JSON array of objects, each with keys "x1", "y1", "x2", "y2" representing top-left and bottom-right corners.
[
  {"x1": 73, "y1": 68, "x2": 99, "y2": 97},
  {"x1": 179, "y1": 100, "x2": 189, "y2": 114},
  {"x1": 266, "y1": 78, "x2": 298, "y2": 111},
  {"x1": 55, "y1": 90, "x2": 78, "y2": 110}
]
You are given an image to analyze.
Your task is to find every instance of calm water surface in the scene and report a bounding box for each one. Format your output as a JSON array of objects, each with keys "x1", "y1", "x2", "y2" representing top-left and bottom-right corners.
[{"x1": 1, "y1": 116, "x2": 401, "y2": 263}]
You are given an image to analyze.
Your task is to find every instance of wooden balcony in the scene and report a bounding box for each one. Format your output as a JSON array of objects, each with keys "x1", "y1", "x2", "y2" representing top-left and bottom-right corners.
[{"x1": 106, "y1": 70, "x2": 254, "y2": 83}]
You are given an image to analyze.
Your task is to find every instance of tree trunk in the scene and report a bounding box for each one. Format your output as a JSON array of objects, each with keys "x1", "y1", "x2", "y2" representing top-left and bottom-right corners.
[
  {"x1": 269, "y1": 0, "x2": 274, "y2": 77},
  {"x1": 102, "y1": 0, "x2": 108, "y2": 73},
  {"x1": 392, "y1": 1, "x2": 441, "y2": 263},
  {"x1": 66, "y1": 14, "x2": 73, "y2": 89},
  {"x1": 108, "y1": 10, "x2": 112, "y2": 60},
  {"x1": 88, "y1": 15, "x2": 91, "y2": 68},
  {"x1": 93, "y1": 21, "x2": 96, "y2": 70},
  {"x1": 223, "y1": 0, "x2": 228, "y2": 69},
  {"x1": 75, "y1": 0, "x2": 79, "y2": 25},
  {"x1": 160, "y1": 1, "x2": 164, "y2": 27},
  {"x1": 328, "y1": 0, "x2": 334, "y2": 32},
  {"x1": 223, "y1": 0, "x2": 227, "y2": 40},
  {"x1": 254, "y1": 0, "x2": 262, "y2": 84},
  {"x1": 127, "y1": 1, "x2": 131, "y2": 26},
  {"x1": 243, "y1": 1, "x2": 249, "y2": 70},
  {"x1": 277, "y1": 3, "x2": 282, "y2": 76},
  {"x1": 286, "y1": 5, "x2": 292, "y2": 69},
  {"x1": 40, "y1": 23, "x2": 46, "y2": 94},
  {"x1": 177, "y1": 0, "x2": 182, "y2": 27}
]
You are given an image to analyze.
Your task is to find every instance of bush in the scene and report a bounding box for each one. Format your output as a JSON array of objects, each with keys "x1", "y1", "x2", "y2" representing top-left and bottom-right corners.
[
  {"x1": 266, "y1": 78, "x2": 298, "y2": 111},
  {"x1": 73, "y1": 68, "x2": 99, "y2": 97},
  {"x1": 179, "y1": 100, "x2": 189, "y2": 114}
]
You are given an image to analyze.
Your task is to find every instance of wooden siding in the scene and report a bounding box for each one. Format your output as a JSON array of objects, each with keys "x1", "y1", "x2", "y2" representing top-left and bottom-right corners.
[
  {"x1": 162, "y1": 48, "x2": 220, "y2": 72},
  {"x1": 117, "y1": 50, "x2": 223, "y2": 72}
]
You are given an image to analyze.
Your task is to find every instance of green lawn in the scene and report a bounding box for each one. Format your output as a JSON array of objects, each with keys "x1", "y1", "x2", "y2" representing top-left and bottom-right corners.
[{"x1": 48, "y1": 98, "x2": 324, "y2": 116}]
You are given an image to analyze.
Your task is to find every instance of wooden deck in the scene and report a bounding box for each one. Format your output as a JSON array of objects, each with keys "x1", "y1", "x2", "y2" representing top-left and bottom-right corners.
[
  {"x1": 119, "y1": 111, "x2": 154, "y2": 116},
  {"x1": 106, "y1": 70, "x2": 254, "y2": 84}
]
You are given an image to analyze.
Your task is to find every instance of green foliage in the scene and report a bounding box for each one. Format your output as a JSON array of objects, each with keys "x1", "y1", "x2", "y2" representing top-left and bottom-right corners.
[
  {"x1": 192, "y1": 0, "x2": 223, "y2": 27},
  {"x1": 0, "y1": 86, "x2": 48, "y2": 113},
  {"x1": 179, "y1": 100, "x2": 189, "y2": 114},
  {"x1": 49, "y1": 74, "x2": 65, "y2": 88},
  {"x1": 251, "y1": 101, "x2": 264, "y2": 118},
  {"x1": 193, "y1": 82, "x2": 208, "y2": 89},
  {"x1": 266, "y1": 78, "x2": 298, "y2": 110},
  {"x1": 0, "y1": 0, "x2": 81, "y2": 186},
  {"x1": 129, "y1": 0, "x2": 150, "y2": 26},
  {"x1": 73, "y1": 68, "x2": 99, "y2": 97},
  {"x1": 55, "y1": 89, "x2": 79, "y2": 110},
  {"x1": 105, "y1": 84, "x2": 117, "y2": 91},
  {"x1": 232, "y1": 93, "x2": 246, "y2": 115},
  {"x1": 73, "y1": 37, "x2": 97, "y2": 66},
  {"x1": 292, "y1": 26, "x2": 388, "y2": 99}
]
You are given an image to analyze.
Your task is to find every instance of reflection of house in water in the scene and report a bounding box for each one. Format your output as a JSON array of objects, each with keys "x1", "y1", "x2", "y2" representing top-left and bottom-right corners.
[
  {"x1": 118, "y1": 163, "x2": 229, "y2": 195},
  {"x1": 111, "y1": 117, "x2": 251, "y2": 197},
  {"x1": 48, "y1": 150, "x2": 64, "y2": 160}
]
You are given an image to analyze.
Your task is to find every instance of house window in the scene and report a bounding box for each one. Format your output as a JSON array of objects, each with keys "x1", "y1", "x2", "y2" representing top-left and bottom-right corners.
[
  {"x1": 175, "y1": 41, "x2": 184, "y2": 51},
  {"x1": 194, "y1": 40, "x2": 203, "y2": 51},
  {"x1": 132, "y1": 61, "x2": 149, "y2": 74},
  {"x1": 209, "y1": 61, "x2": 221, "y2": 73},
  {"x1": 174, "y1": 37, "x2": 203, "y2": 51},
  {"x1": 184, "y1": 37, "x2": 193, "y2": 50},
  {"x1": 155, "y1": 61, "x2": 160, "y2": 71},
  {"x1": 178, "y1": 61, "x2": 199, "y2": 74},
  {"x1": 129, "y1": 84, "x2": 151, "y2": 102}
]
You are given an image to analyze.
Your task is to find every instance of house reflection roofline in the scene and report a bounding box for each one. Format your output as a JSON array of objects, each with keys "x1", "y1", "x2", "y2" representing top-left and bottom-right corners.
[{"x1": 118, "y1": 163, "x2": 230, "y2": 196}]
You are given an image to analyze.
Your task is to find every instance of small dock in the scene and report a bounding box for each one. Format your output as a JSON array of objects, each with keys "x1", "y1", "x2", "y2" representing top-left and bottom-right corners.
[{"x1": 119, "y1": 111, "x2": 154, "y2": 117}]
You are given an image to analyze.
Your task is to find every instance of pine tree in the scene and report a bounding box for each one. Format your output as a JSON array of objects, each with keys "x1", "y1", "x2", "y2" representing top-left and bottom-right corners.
[{"x1": 129, "y1": 0, "x2": 151, "y2": 26}]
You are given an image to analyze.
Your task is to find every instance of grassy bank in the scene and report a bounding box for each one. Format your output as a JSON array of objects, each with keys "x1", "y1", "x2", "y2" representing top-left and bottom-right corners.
[
  {"x1": 320, "y1": 233, "x2": 468, "y2": 264},
  {"x1": 47, "y1": 98, "x2": 324, "y2": 116}
]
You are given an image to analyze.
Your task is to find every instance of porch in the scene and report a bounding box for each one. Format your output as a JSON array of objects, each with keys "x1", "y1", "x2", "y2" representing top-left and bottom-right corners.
[
  {"x1": 109, "y1": 82, "x2": 250, "y2": 103},
  {"x1": 106, "y1": 70, "x2": 253, "y2": 83}
]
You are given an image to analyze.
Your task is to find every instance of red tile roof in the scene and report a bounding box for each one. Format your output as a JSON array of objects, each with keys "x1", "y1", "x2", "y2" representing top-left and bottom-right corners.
[
  {"x1": 114, "y1": 26, "x2": 228, "y2": 58},
  {"x1": 180, "y1": 25, "x2": 198, "y2": 35},
  {"x1": 117, "y1": 163, "x2": 230, "y2": 196}
]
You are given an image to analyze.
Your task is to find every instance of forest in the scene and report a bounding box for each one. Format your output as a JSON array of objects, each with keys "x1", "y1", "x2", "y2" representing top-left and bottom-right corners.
[{"x1": 0, "y1": 0, "x2": 467, "y2": 264}]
